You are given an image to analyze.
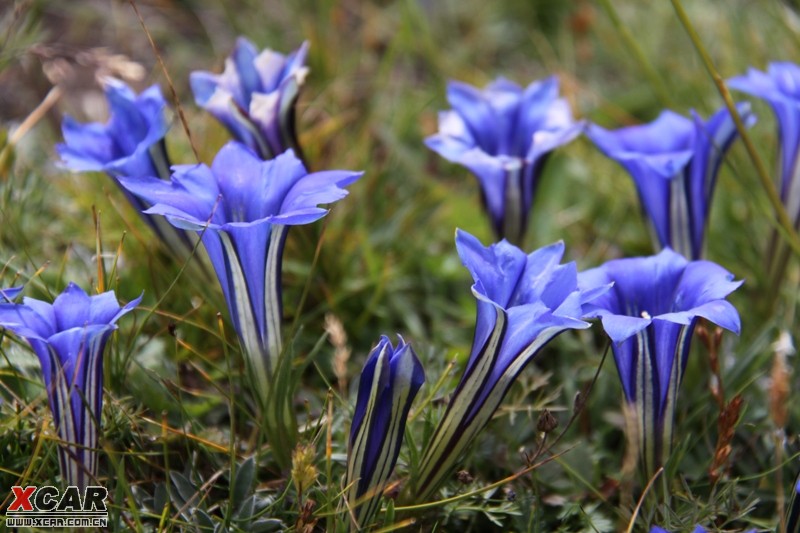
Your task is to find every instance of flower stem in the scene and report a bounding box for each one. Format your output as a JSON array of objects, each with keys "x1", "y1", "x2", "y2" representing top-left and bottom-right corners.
[{"x1": 597, "y1": 0, "x2": 673, "y2": 108}]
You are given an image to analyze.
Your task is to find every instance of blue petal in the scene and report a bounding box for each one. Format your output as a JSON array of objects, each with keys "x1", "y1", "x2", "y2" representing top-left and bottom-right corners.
[
  {"x1": 279, "y1": 169, "x2": 363, "y2": 217},
  {"x1": 58, "y1": 118, "x2": 117, "y2": 171},
  {"x1": 0, "y1": 286, "x2": 22, "y2": 302},
  {"x1": 585, "y1": 250, "x2": 742, "y2": 382},
  {"x1": 426, "y1": 111, "x2": 477, "y2": 158},
  {"x1": 0, "y1": 304, "x2": 51, "y2": 340},
  {"x1": 455, "y1": 229, "x2": 527, "y2": 308},
  {"x1": 514, "y1": 245, "x2": 569, "y2": 307},
  {"x1": 587, "y1": 117, "x2": 694, "y2": 177},
  {"x1": 211, "y1": 142, "x2": 281, "y2": 222},
  {"x1": 659, "y1": 300, "x2": 741, "y2": 335},
  {"x1": 232, "y1": 37, "x2": 262, "y2": 105},
  {"x1": 515, "y1": 76, "x2": 560, "y2": 155},
  {"x1": 58, "y1": 79, "x2": 169, "y2": 181},
  {"x1": 52, "y1": 283, "x2": 92, "y2": 331},
  {"x1": 446, "y1": 80, "x2": 501, "y2": 155},
  {"x1": 673, "y1": 259, "x2": 743, "y2": 309},
  {"x1": 350, "y1": 336, "x2": 390, "y2": 442},
  {"x1": 121, "y1": 164, "x2": 221, "y2": 228},
  {"x1": 729, "y1": 63, "x2": 800, "y2": 221},
  {"x1": 600, "y1": 313, "x2": 652, "y2": 343},
  {"x1": 686, "y1": 102, "x2": 754, "y2": 258},
  {"x1": 527, "y1": 119, "x2": 584, "y2": 163},
  {"x1": 190, "y1": 73, "x2": 263, "y2": 153}
]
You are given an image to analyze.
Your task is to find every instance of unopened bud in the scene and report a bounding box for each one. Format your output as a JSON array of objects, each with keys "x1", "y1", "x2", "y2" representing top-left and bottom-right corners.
[
  {"x1": 456, "y1": 470, "x2": 474, "y2": 484},
  {"x1": 537, "y1": 409, "x2": 559, "y2": 433}
]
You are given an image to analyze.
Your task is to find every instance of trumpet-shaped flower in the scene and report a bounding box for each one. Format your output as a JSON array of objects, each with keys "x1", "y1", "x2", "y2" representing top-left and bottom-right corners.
[
  {"x1": 729, "y1": 63, "x2": 800, "y2": 229},
  {"x1": 57, "y1": 78, "x2": 193, "y2": 255},
  {"x1": 586, "y1": 105, "x2": 754, "y2": 259},
  {"x1": 425, "y1": 77, "x2": 583, "y2": 244},
  {"x1": 119, "y1": 142, "x2": 361, "y2": 402},
  {"x1": 0, "y1": 283, "x2": 141, "y2": 489},
  {"x1": 414, "y1": 230, "x2": 609, "y2": 500},
  {"x1": 579, "y1": 249, "x2": 741, "y2": 478},
  {"x1": 345, "y1": 336, "x2": 424, "y2": 531},
  {"x1": 191, "y1": 37, "x2": 309, "y2": 160}
]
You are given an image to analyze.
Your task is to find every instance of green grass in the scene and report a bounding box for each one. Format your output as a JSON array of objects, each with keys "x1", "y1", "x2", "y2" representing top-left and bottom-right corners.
[{"x1": 1, "y1": 0, "x2": 800, "y2": 531}]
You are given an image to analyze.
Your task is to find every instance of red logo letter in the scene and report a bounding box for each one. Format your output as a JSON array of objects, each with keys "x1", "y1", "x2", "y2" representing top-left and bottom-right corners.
[{"x1": 8, "y1": 486, "x2": 36, "y2": 512}]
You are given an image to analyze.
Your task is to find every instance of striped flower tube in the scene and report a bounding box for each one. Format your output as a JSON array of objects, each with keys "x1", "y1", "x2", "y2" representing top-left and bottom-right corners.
[
  {"x1": 579, "y1": 249, "x2": 742, "y2": 480},
  {"x1": 191, "y1": 37, "x2": 309, "y2": 161},
  {"x1": 413, "y1": 230, "x2": 609, "y2": 501},
  {"x1": 119, "y1": 142, "x2": 361, "y2": 402},
  {"x1": 57, "y1": 78, "x2": 195, "y2": 257},
  {"x1": 0, "y1": 283, "x2": 141, "y2": 489},
  {"x1": 586, "y1": 105, "x2": 754, "y2": 260},
  {"x1": 345, "y1": 336, "x2": 424, "y2": 531}
]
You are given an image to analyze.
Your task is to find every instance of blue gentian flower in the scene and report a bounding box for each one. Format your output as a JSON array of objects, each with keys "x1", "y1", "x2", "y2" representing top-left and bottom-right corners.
[
  {"x1": 345, "y1": 336, "x2": 424, "y2": 530},
  {"x1": 57, "y1": 78, "x2": 193, "y2": 255},
  {"x1": 0, "y1": 283, "x2": 141, "y2": 489},
  {"x1": 586, "y1": 105, "x2": 754, "y2": 259},
  {"x1": 119, "y1": 142, "x2": 361, "y2": 401},
  {"x1": 425, "y1": 77, "x2": 583, "y2": 244},
  {"x1": 414, "y1": 230, "x2": 609, "y2": 500},
  {"x1": 579, "y1": 249, "x2": 742, "y2": 478},
  {"x1": 729, "y1": 63, "x2": 800, "y2": 231},
  {"x1": 0, "y1": 286, "x2": 22, "y2": 302},
  {"x1": 190, "y1": 37, "x2": 309, "y2": 160}
]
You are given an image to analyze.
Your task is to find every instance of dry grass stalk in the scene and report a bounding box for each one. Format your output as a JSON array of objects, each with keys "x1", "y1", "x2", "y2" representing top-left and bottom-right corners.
[
  {"x1": 708, "y1": 394, "x2": 743, "y2": 484},
  {"x1": 325, "y1": 313, "x2": 351, "y2": 396}
]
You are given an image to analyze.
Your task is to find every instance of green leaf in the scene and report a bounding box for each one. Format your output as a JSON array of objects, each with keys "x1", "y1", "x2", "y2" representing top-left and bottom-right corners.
[
  {"x1": 232, "y1": 456, "x2": 256, "y2": 508},
  {"x1": 194, "y1": 509, "x2": 216, "y2": 531},
  {"x1": 170, "y1": 471, "x2": 198, "y2": 512},
  {"x1": 250, "y1": 518, "x2": 285, "y2": 533}
]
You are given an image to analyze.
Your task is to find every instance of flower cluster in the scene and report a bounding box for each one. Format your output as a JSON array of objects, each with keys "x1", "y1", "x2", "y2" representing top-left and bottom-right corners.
[
  {"x1": 32, "y1": 22, "x2": 795, "y2": 532},
  {"x1": 52, "y1": 38, "x2": 361, "y2": 471}
]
